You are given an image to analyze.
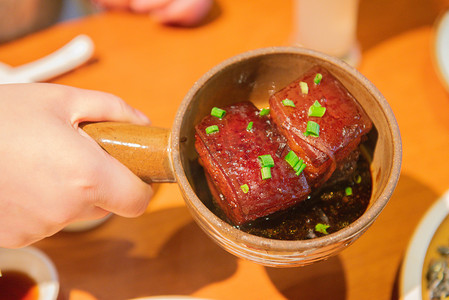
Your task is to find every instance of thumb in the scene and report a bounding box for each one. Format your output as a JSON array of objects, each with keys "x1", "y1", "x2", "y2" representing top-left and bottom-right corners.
[{"x1": 92, "y1": 148, "x2": 154, "y2": 217}]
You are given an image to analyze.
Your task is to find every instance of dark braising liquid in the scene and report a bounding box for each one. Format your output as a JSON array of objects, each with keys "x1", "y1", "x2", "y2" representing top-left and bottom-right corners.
[
  {"x1": 211, "y1": 154, "x2": 372, "y2": 240},
  {"x1": 0, "y1": 271, "x2": 39, "y2": 300}
]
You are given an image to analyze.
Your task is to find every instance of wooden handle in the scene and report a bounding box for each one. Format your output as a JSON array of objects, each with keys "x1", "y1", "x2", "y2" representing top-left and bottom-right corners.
[{"x1": 81, "y1": 122, "x2": 175, "y2": 183}]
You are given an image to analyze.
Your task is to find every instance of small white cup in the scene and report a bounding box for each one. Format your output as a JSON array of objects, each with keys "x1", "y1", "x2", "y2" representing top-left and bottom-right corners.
[
  {"x1": 293, "y1": 0, "x2": 361, "y2": 65},
  {"x1": 0, "y1": 247, "x2": 59, "y2": 300}
]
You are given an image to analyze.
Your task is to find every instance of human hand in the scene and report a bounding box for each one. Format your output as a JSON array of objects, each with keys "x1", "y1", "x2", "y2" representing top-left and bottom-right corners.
[
  {"x1": 0, "y1": 83, "x2": 153, "y2": 248},
  {"x1": 94, "y1": 0, "x2": 213, "y2": 26}
]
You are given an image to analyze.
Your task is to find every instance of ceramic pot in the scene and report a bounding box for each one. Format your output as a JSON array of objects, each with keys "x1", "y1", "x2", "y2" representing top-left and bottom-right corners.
[{"x1": 82, "y1": 47, "x2": 402, "y2": 267}]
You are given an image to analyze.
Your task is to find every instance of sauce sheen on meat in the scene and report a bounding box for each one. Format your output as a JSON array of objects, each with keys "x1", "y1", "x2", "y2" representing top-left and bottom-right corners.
[
  {"x1": 269, "y1": 66, "x2": 372, "y2": 186},
  {"x1": 195, "y1": 102, "x2": 311, "y2": 225}
]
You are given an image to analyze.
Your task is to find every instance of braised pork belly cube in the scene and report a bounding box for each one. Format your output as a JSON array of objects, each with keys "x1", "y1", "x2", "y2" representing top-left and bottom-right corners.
[
  {"x1": 195, "y1": 102, "x2": 311, "y2": 225},
  {"x1": 269, "y1": 66, "x2": 373, "y2": 187}
]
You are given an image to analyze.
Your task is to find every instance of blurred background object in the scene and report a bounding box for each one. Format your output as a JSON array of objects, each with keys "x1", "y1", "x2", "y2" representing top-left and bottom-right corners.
[
  {"x1": 0, "y1": 0, "x2": 214, "y2": 44},
  {"x1": 293, "y1": 0, "x2": 361, "y2": 65},
  {"x1": 293, "y1": 0, "x2": 449, "y2": 66},
  {"x1": 0, "y1": 34, "x2": 94, "y2": 84},
  {"x1": 0, "y1": 0, "x2": 95, "y2": 44},
  {"x1": 1, "y1": 0, "x2": 448, "y2": 50},
  {"x1": 357, "y1": 0, "x2": 449, "y2": 51}
]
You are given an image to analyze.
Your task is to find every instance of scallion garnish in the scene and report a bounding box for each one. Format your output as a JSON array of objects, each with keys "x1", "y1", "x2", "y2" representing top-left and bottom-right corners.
[
  {"x1": 354, "y1": 174, "x2": 362, "y2": 184},
  {"x1": 308, "y1": 100, "x2": 326, "y2": 117},
  {"x1": 205, "y1": 125, "x2": 219, "y2": 135},
  {"x1": 304, "y1": 121, "x2": 320, "y2": 137},
  {"x1": 314, "y1": 73, "x2": 323, "y2": 85},
  {"x1": 293, "y1": 159, "x2": 304, "y2": 172},
  {"x1": 293, "y1": 159, "x2": 307, "y2": 176},
  {"x1": 295, "y1": 162, "x2": 307, "y2": 176},
  {"x1": 240, "y1": 184, "x2": 249, "y2": 194},
  {"x1": 315, "y1": 223, "x2": 330, "y2": 235},
  {"x1": 282, "y1": 99, "x2": 296, "y2": 108},
  {"x1": 261, "y1": 167, "x2": 272, "y2": 180},
  {"x1": 260, "y1": 108, "x2": 270, "y2": 116},
  {"x1": 246, "y1": 121, "x2": 253, "y2": 132},
  {"x1": 284, "y1": 150, "x2": 300, "y2": 168},
  {"x1": 211, "y1": 107, "x2": 226, "y2": 118},
  {"x1": 258, "y1": 154, "x2": 274, "y2": 168},
  {"x1": 345, "y1": 187, "x2": 353, "y2": 196},
  {"x1": 299, "y1": 81, "x2": 309, "y2": 94},
  {"x1": 284, "y1": 151, "x2": 307, "y2": 176}
]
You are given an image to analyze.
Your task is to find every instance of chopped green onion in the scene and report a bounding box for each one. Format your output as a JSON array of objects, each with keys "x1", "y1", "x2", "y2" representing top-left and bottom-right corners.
[
  {"x1": 304, "y1": 121, "x2": 320, "y2": 137},
  {"x1": 258, "y1": 154, "x2": 274, "y2": 168},
  {"x1": 314, "y1": 73, "x2": 323, "y2": 85},
  {"x1": 299, "y1": 81, "x2": 309, "y2": 94},
  {"x1": 240, "y1": 184, "x2": 249, "y2": 194},
  {"x1": 345, "y1": 187, "x2": 353, "y2": 196},
  {"x1": 293, "y1": 159, "x2": 304, "y2": 172},
  {"x1": 308, "y1": 100, "x2": 326, "y2": 117},
  {"x1": 205, "y1": 125, "x2": 219, "y2": 134},
  {"x1": 293, "y1": 159, "x2": 306, "y2": 176},
  {"x1": 261, "y1": 167, "x2": 272, "y2": 180},
  {"x1": 282, "y1": 98, "x2": 296, "y2": 107},
  {"x1": 284, "y1": 151, "x2": 307, "y2": 176},
  {"x1": 354, "y1": 174, "x2": 362, "y2": 184},
  {"x1": 211, "y1": 107, "x2": 226, "y2": 118},
  {"x1": 260, "y1": 108, "x2": 270, "y2": 116},
  {"x1": 246, "y1": 121, "x2": 254, "y2": 132},
  {"x1": 315, "y1": 223, "x2": 330, "y2": 235},
  {"x1": 284, "y1": 150, "x2": 300, "y2": 168},
  {"x1": 295, "y1": 163, "x2": 307, "y2": 176}
]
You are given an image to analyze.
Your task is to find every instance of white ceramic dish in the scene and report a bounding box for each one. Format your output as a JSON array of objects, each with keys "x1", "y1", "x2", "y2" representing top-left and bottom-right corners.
[
  {"x1": 433, "y1": 10, "x2": 449, "y2": 93},
  {"x1": 63, "y1": 214, "x2": 111, "y2": 232},
  {"x1": 0, "y1": 246, "x2": 59, "y2": 300},
  {"x1": 400, "y1": 190, "x2": 449, "y2": 299}
]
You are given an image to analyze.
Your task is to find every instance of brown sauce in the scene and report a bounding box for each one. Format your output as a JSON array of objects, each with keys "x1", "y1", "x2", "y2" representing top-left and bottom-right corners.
[
  {"x1": 0, "y1": 270, "x2": 39, "y2": 300},
  {"x1": 210, "y1": 154, "x2": 372, "y2": 240}
]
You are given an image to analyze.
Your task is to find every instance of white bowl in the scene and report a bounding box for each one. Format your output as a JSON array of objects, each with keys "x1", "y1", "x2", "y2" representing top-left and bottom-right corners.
[
  {"x1": 0, "y1": 247, "x2": 59, "y2": 300},
  {"x1": 63, "y1": 214, "x2": 111, "y2": 232},
  {"x1": 400, "y1": 190, "x2": 449, "y2": 299}
]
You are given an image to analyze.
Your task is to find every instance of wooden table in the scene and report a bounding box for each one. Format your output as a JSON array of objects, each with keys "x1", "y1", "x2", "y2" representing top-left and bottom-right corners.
[{"x1": 1, "y1": 0, "x2": 449, "y2": 299}]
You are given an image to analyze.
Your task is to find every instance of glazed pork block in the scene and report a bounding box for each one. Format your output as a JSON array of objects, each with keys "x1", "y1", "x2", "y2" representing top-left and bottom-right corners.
[
  {"x1": 269, "y1": 66, "x2": 373, "y2": 187},
  {"x1": 195, "y1": 102, "x2": 311, "y2": 225}
]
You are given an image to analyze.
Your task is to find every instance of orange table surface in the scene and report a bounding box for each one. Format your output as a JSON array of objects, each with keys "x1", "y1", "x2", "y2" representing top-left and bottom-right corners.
[{"x1": 1, "y1": 1, "x2": 449, "y2": 299}]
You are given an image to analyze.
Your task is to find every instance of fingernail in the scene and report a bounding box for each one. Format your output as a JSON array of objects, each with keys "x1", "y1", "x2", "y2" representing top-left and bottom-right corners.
[{"x1": 135, "y1": 108, "x2": 151, "y2": 124}]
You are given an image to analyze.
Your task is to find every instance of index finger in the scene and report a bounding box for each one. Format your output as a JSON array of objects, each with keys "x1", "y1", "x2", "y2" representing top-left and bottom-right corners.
[{"x1": 67, "y1": 86, "x2": 151, "y2": 126}]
